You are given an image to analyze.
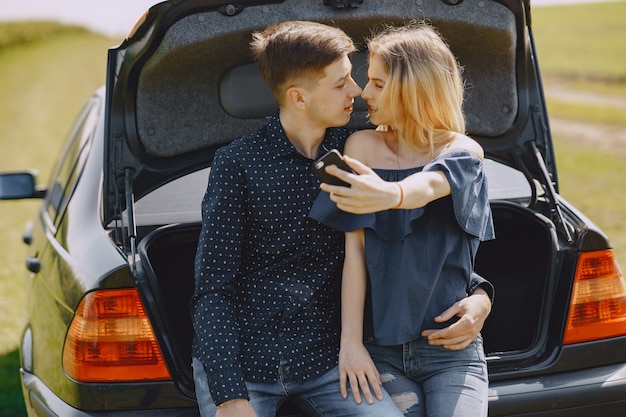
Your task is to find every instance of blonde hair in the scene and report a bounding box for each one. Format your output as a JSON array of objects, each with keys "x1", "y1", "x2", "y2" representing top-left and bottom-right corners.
[
  {"x1": 367, "y1": 22, "x2": 466, "y2": 156},
  {"x1": 250, "y1": 21, "x2": 356, "y2": 105}
]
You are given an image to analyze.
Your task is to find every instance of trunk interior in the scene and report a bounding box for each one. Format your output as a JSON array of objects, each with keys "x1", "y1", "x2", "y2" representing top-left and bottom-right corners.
[{"x1": 137, "y1": 200, "x2": 557, "y2": 396}]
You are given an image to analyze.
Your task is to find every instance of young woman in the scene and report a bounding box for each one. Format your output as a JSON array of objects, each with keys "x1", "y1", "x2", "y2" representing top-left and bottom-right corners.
[{"x1": 310, "y1": 22, "x2": 495, "y2": 417}]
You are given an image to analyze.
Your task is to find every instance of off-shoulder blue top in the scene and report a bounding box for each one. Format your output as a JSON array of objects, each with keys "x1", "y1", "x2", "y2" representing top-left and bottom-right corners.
[{"x1": 309, "y1": 150, "x2": 495, "y2": 345}]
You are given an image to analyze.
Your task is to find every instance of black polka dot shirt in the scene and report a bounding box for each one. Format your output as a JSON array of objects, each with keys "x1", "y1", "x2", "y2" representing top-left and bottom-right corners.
[{"x1": 191, "y1": 113, "x2": 352, "y2": 405}]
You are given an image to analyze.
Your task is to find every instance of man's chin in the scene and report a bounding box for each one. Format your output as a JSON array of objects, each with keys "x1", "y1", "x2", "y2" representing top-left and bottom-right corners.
[{"x1": 329, "y1": 114, "x2": 352, "y2": 128}]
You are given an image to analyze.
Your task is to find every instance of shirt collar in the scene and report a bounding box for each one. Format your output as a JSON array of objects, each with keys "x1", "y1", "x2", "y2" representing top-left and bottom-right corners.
[
  {"x1": 268, "y1": 112, "x2": 345, "y2": 159},
  {"x1": 266, "y1": 113, "x2": 292, "y2": 157}
]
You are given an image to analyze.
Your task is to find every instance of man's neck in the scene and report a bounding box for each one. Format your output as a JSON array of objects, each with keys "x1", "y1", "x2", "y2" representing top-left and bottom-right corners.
[{"x1": 279, "y1": 110, "x2": 326, "y2": 159}]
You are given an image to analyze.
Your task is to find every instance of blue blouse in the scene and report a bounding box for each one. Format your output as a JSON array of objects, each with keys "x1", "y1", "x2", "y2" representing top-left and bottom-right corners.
[{"x1": 309, "y1": 150, "x2": 495, "y2": 345}]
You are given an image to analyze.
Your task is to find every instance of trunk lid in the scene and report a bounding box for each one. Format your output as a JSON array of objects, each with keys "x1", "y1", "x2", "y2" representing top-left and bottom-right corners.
[{"x1": 102, "y1": 0, "x2": 557, "y2": 231}]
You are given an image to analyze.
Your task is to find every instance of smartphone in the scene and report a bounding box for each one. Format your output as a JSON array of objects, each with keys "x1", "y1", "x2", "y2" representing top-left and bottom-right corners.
[{"x1": 313, "y1": 149, "x2": 354, "y2": 187}]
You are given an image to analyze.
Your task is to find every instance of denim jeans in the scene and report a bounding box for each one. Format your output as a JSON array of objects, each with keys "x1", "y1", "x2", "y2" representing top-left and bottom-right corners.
[
  {"x1": 192, "y1": 357, "x2": 403, "y2": 417},
  {"x1": 366, "y1": 335, "x2": 488, "y2": 417}
]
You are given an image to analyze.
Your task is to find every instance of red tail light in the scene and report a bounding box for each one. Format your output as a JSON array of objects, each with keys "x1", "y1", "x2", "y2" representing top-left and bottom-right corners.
[
  {"x1": 563, "y1": 250, "x2": 626, "y2": 344},
  {"x1": 63, "y1": 288, "x2": 171, "y2": 382}
]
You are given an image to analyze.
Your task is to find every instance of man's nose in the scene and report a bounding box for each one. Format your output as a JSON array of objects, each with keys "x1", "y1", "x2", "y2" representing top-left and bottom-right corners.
[
  {"x1": 360, "y1": 84, "x2": 371, "y2": 100},
  {"x1": 349, "y1": 78, "x2": 362, "y2": 97}
]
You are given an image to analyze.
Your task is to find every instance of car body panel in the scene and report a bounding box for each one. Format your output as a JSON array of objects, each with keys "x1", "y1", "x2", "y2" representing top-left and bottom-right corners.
[{"x1": 489, "y1": 362, "x2": 626, "y2": 416}]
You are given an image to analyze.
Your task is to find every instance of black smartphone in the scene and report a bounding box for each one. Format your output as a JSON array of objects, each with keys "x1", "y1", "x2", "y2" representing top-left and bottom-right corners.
[{"x1": 313, "y1": 149, "x2": 354, "y2": 187}]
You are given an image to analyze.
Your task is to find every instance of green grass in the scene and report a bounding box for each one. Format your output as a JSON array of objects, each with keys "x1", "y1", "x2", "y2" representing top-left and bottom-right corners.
[
  {"x1": 532, "y1": 1, "x2": 626, "y2": 86},
  {"x1": 0, "y1": 21, "x2": 117, "y2": 416},
  {"x1": 0, "y1": 349, "x2": 24, "y2": 417},
  {"x1": 531, "y1": 1, "x2": 626, "y2": 264},
  {"x1": 0, "y1": 20, "x2": 89, "y2": 50},
  {"x1": 0, "y1": 25, "x2": 116, "y2": 350},
  {"x1": 533, "y1": 1, "x2": 626, "y2": 126},
  {"x1": 554, "y1": 137, "x2": 626, "y2": 265},
  {"x1": 1, "y1": 3, "x2": 625, "y2": 415},
  {"x1": 545, "y1": 98, "x2": 626, "y2": 125}
]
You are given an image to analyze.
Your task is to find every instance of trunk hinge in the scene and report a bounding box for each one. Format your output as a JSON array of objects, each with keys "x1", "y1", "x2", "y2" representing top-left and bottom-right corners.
[
  {"x1": 530, "y1": 142, "x2": 573, "y2": 244},
  {"x1": 530, "y1": 107, "x2": 573, "y2": 243},
  {"x1": 531, "y1": 105, "x2": 549, "y2": 158},
  {"x1": 124, "y1": 167, "x2": 138, "y2": 273}
]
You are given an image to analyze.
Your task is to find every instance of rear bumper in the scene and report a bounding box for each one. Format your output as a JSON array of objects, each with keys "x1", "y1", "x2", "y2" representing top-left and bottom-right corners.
[
  {"x1": 488, "y1": 362, "x2": 626, "y2": 416},
  {"x1": 20, "y1": 370, "x2": 200, "y2": 417},
  {"x1": 22, "y1": 362, "x2": 626, "y2": 417}
]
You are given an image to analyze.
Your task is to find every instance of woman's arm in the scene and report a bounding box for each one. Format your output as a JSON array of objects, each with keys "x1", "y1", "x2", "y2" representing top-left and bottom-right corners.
[
  {"x1": 321, "y1": 155, "x2": 450, "y2": 212},
  {"x1": 339, "y1": 229, "x2": 383, "y2": 405},
  {"x1": 320, "y1": 133, "x2": 482, "y2": 213}
]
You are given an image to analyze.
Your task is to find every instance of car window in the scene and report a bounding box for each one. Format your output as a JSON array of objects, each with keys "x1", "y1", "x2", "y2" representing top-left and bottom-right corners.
[{"x1": 44, "y1": 97, "x2": 100, "y2": 230}]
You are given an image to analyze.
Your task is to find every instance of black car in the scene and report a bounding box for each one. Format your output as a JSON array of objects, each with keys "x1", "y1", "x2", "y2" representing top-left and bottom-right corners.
[{"x1": 2, "y1": 0, "x2": 626, "y2": 416}]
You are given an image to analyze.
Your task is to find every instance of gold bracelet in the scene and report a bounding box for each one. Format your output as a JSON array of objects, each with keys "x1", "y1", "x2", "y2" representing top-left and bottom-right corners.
[
  {"x1": 392, "y1": 182, "x2": 404, "y2": 209},
  {"x1": 217, "y1": 398, "x2": 242, "y2": 408}
]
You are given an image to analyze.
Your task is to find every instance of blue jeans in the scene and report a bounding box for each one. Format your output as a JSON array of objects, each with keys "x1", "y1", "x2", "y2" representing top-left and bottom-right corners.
[
  {"x1": 366, "y1": 335, "x2": 488, "y2": 417},
  {"x1": 192, "y1": 357, "x2": 403, "y2": 417}
]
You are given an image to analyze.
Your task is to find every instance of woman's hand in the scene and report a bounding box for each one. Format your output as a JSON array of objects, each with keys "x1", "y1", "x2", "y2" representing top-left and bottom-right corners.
[
  {"x1": 320, "y1": 156, "x2": 400, "y2": 213},
  {"x1": 339, "y1": 339, "x2": 383, "y2": 404}
]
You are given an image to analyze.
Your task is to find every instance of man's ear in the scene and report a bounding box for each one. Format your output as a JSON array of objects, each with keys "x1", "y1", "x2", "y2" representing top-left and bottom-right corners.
[{"x1": 286, "y1": 86, "x2": 307, "y2": 110}]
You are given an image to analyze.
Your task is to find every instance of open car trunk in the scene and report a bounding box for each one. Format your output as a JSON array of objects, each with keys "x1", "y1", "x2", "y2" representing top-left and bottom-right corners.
[
  {"x1": 136, "y1": 200, "x2": 559, "y2": 396},
  {"x1": 109, "y1": 0, "x2": 563, "y2": 408},
  {"x1": 105, "y1": 0, "x2": 546, "y2": 228}
]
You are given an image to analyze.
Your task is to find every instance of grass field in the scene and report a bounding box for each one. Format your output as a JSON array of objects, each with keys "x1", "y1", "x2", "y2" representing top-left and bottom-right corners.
[
  {"x1": 0, "y1": 21, "x2": 118, "y2": 416},
  {"x1": 532, "y1": 1, "x2": 626, "y2": 93},
  {"x1": 532, "y1": 0, "x2": 626, "y2": 265},
  {"x1": 0, "y1": 2, "x2": 625, "y2": 415},
  {"x1": 532, "y1": 0, "x2": 626, "y2": 127}
]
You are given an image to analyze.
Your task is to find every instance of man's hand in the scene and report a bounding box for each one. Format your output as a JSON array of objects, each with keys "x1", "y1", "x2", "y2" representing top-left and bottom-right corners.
[
  {"x1": 339, "y1": 340, "x2": 383, "y2": 404},
  {"x1": 320, "y1": 156, "x2": 399, "y2": 214},
  {"x1": 216, "y1": 398, "x2": 258, "y2": 417},
  {"x1": 421, "y1": 288, "x2": 491, "y2": 350}
]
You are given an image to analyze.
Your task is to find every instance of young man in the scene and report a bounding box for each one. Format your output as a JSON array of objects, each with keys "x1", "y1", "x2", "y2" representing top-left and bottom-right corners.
[{"x1": 190, "y1": 20, "x2": 492, "y2": 417}]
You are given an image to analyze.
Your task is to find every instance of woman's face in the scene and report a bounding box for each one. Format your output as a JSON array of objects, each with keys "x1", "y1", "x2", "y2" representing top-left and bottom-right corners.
[{"x1": 361, "y1": 53, "x2": 393, "y2": 127}]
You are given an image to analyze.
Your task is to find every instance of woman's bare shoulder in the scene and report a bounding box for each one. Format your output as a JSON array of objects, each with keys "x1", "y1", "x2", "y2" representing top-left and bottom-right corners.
[
  {"x1": 448, "y1": 133, "x2": 484, "y2": 160},
  {"x1": 346, "y1": 129, "x2": 382, "y2": 143},
  {"x1": 344, "y1": 129, "x2": 386, "y2": 162}
]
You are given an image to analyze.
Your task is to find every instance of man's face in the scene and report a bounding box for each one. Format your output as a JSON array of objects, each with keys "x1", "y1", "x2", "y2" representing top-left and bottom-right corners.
[{"x1": 303, "y1": 55, "x2": 362, "y2": 128}]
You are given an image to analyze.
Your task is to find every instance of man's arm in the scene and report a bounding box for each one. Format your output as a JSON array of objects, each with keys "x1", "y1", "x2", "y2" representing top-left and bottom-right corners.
[
  {"x1": 421, "y1": 286, "x2": 491, "y2": 350},
  {"x1": 190, "y1": 149, "x2": 250, "y2": 408},
  {"x1": 214, "y1": 399, "x2": 258, "y2": 417},
  {"x1": 422, "y1": 273, "x2": 493, "y2": 350}
]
